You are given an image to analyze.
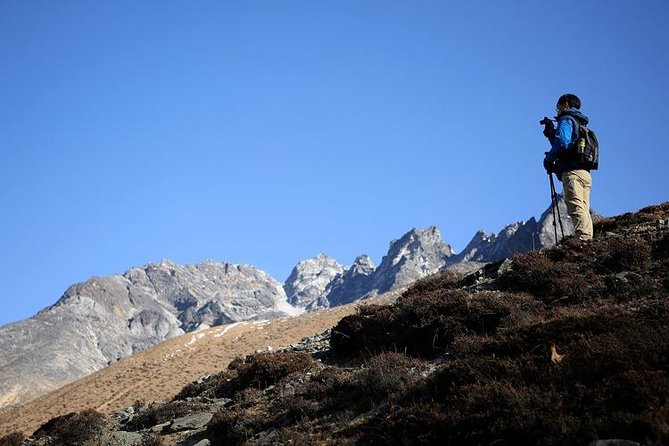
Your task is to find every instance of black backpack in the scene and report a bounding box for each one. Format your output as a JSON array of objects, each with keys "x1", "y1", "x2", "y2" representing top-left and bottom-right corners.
[{"x1": 565, "y1": 116, "x2": 599, "y2": 170}]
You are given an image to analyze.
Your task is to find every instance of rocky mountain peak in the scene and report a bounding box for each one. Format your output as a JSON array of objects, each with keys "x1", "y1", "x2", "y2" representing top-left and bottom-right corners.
[
  {"x1": 283, "y1": 254, "x2": 345, "y2": 309},
  {"x1": 322, "y1": 254, "x2": 376, "y2": 309},
  {"x1": 0, "y1": 260, "x2": 297, "y2": 410},
  {"x1": 371, "y1": 226, "x2": 454, "y2": 293},
  {"x1": 350, "y1": 255, "x2": 375, "y2": 274},
  {"x1": 502, "y1": 222, "x2": 522, "y2": 237},
  {"x1": 386, "y1": 226, "x2": 454, "y2": 262}
]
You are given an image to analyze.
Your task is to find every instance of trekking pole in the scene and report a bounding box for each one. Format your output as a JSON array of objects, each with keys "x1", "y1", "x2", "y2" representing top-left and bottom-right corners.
[
  {"x1": 548, "y1": 173, "x2": 566, "y2": 243},
  {"x1": 551, "y1": 176, "x2": 564, "y2": 242},
  {"x1": 548, "y1": 173, "x2": 559, "y2": 243}
]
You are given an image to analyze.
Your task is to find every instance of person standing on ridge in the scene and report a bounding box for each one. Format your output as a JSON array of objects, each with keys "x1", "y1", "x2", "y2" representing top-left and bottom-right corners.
[{"x1": 542, "y1": 93, "x2": 594, "y2": 241}]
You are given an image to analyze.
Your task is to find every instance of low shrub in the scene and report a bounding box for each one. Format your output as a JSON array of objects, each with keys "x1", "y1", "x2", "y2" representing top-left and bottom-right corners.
[
  {"x1": 595, "y1": 235, "x2": 652, "y2": 273},
  {"x1": 226, "y1": 351, "x2": 316, "y2": 396},
  {"x1": 0, "y1": 432, "x2": 24, "y2": 446},
  {"x1": 651, "y1": 233, "x2": 669, "y2": 291},
  {"x1": 404, "y1": 270, "x2": 462, "y2": 295},
  {"x1": 330, "y1": 304, "x2": 397, "y2": 358},
  {"x1": 652, "y1": 233, "x2": 669, "y2": 260},
  {"x1": 139, "y1": 434, "x2": 164, "y2": 446},
  {"x1": 205, "y1": 410, "x2": 235, "y2": 446},
  {"x1": 305, "y1": 366, "x2": 363, "y2": 412},
  {"x1": 279, "y1": 395, "x2": 321, "y2": 423},
  {"x1": 604, "y1": 271, "x2": 658, "y2": 302},
  {"x1": 206, "y1": 408, "x2": 267, "y2": 446},
  {"x1": 32, "y1": 409, "x2": 107, "y2": 445},
  {"x1": 594, "y1": 202, "x2": 669, "y2": 234},
  {"x1": 331, "y1": 290, "x2": 544, "y2": 358},
  {"x1": 358, "y1": 402, "x2": 453, "y2": 445},
  {"x1": 362, "y1": 352, "x2": 425, "y2": 402},
  {"x1": 499, "y1": 250, "x2": 608, "y2": 304},
  {"x1": 498, "y1": 251, "x2": 554, "y2": 294},
  {"x1": 294, "y1": 353, "x2": 426, "y2": 420},
  {"x1": 275, "y1": 427, "x2": 348, "y2": 446}
]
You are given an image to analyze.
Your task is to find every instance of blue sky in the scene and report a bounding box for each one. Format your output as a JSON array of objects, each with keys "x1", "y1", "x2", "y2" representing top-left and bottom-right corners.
[{"x1": 1, "y1": 1, "x2": 667, "y2": 326}]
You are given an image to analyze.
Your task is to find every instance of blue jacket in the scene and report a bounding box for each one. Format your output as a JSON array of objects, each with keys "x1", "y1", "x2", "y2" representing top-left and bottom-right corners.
[{"x1": 544, "y1": 108, "x2": 590, "y2": 178}]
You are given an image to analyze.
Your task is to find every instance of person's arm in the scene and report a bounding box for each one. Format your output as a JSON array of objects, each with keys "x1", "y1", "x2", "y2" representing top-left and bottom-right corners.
[{"x1": 545, "y1": 118, "x2": 573, "y2": 161}]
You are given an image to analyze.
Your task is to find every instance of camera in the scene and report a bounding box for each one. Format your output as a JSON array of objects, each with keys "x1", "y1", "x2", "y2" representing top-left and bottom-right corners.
[{"x1": 540, "y1": 116, "x2": 555, "y2": 139}]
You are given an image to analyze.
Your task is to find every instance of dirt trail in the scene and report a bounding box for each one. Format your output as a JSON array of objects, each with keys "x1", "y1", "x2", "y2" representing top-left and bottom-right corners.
[{"x1": 0, "y1": 291, "x2": 401, "y2": 437}]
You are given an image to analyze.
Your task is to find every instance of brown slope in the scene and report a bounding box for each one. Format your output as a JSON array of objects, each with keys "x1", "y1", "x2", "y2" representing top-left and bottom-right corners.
[{"x1": 0, "y1": 290, "x2": 402, "y2": 437}]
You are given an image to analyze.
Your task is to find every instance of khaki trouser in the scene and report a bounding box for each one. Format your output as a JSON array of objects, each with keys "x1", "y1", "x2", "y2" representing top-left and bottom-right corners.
[{"x1": 561, "y1": 169, "x2": 593, "y2": 240}]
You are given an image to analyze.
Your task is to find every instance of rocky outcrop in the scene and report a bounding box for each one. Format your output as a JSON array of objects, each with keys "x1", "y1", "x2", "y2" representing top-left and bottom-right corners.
[
  {"x1": 326, "y1": 255, "x2": 375, "y2": 307},
  {"x1": 0, "y1": 260, "x2": 298, "y2": 409},
  {"x1": 370, "y1": 226, "x2": 454, "y2": 293},
  {"x1": 283, "y1": 254, "x2": 345, "y2": 310}
]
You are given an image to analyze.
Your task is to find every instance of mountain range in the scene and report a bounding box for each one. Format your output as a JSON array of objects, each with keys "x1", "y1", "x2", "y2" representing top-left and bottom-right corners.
[{"x1": 0, "y1": 198, "x2": 574, "y2": 409}]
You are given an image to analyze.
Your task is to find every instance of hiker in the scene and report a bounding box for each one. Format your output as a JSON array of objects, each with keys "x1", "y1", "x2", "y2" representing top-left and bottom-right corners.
[{"x1": 542, "y1": 93, "x2": 594, "y2": 241}]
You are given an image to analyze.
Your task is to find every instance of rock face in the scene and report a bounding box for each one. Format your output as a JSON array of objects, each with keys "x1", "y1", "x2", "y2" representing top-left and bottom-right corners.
[
  {"x1": 0, "y1": 260, "x2": 298, "y2": 409},
  {"x1": 326, "y1": 255, "x2": 375, "y2": 307},
  {"x1": 371, "y1": 226, "x2": 454, "y2": 293},
  {"x1": 283, "y1": 254, "x2": 345, "y2": 310}
]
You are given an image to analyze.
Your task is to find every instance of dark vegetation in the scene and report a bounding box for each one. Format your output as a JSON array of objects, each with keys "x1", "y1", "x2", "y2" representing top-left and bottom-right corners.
[
  {"x1": 0, "y1": 432, "x2": 24, "y2": 446},
  {"x1": 31, "y1": 409, "x2": 107, "y2": 445},
  {"x1": 138, "y1": 434, "x2": 164, "y2": 446},
  {"x1": 173, "y1": 351, "x2": 317, "y2": 402},
  {"x1": 22, "y1": 203, "x2": 669, "y2": 445}
]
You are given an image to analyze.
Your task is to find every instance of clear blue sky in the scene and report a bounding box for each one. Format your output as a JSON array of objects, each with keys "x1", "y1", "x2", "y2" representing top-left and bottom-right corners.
[{"x1": 1, "y1": 1, "x2": 667, "y2": 326}]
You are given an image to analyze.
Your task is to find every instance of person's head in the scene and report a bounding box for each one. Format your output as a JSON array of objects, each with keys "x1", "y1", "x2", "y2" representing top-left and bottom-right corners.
[{"x1": 556, "y1": 93, "x2": 581, "y2": 113}]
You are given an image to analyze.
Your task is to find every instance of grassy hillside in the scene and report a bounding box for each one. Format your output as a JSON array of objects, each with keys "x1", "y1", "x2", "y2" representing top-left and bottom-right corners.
[{"x1": 3, "y1": 203, "x2": 668, "y2": 446}]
